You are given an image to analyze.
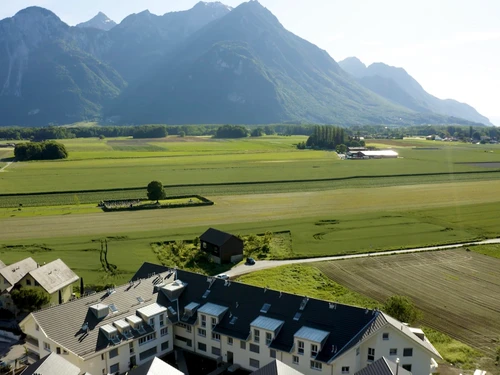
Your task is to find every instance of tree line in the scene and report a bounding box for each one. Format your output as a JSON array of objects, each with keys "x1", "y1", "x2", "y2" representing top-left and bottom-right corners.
[
  {"x1": 297, "y1": 125, "x2": 365, "y2": 151},
  {"x1": 14, "y1": 141, "x2": 68, "y2": 161}
]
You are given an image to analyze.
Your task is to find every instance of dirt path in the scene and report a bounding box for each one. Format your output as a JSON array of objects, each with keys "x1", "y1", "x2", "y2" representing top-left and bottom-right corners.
[
  {"x1": 0, "y1": 161, "x2": 13, "y2": 172},
  {"x1": 223, "y1": 238, "x2": 500, "y2": 277}
]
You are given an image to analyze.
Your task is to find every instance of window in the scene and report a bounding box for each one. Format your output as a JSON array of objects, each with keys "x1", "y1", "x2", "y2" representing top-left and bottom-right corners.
[
  {"x1": 109, "y1": 348, "x2": 118, "y2": 359},
  {"x1": 161, "y1": 341, "x2": 169, "y2": 351},
  {"x1": 311, "y1": 344, "x2": 318, "y2": 357},
  {"x1": 43, "y1": 342, "x2": 50, "y2": 352},
  {"x1": 240, "y1": 341, "x2": 246, "y2": 350},
  {"x1": 227, "y1": 337, "x2": 233, "y2": 346},
  {"x1": 342, "y1": 366, "x2": 350, "y2": 374},
  {"x1": 129, "y1": 342, "x2": 134, "y2": 354},
  {"x1": 250, "y1": 343, "x2": 260, "y2": 353},
  {"x1": 356, "y1": 347, "x2": 360, "y2": 356},
  {"x1": 368, "y1": 348, "x2": 375, "y2": 362},
  {"x1": 403, "y1": 348, "x2": 413, "y2": 357},
  {"x1": 139, "y1": 333, "x2": 156, "y2": 346},
  {"x1": 211, "y1": 317, "x2": 217, "y2": 327},
  {"x1": 161, "y1": 327, "x2": 169, "y2": 337},
  {"x1": 249, "y1": 358, "x2": 260, "y2": 368},
  {"x1": 266, "y1": 332, "x2": 272, "y2": 345},
  {"x1": 110, "y1": 363, "x2": 119, "y2": 374},
  {"x1": 26, "y1": 279, "x2": 31, "y2": 286},
  {"x1": 212, "y1": 346, "x2": 221, "y2": 356},
  {"x1": 198, "y1": 328, "x2": 206, "y2": 337},
  {"x1": 198, "y1": 342, "x2": 207, "y2": 352},
  {"x1": 56, "y1": 347, "x2": 61, "y2": 354},
  {"x1": 186, "y1": 325, "x2": 192, "y2": 333},
  {"x1": 101, "y1": 354, "x2": 104, "y2": 360},
  {"x1": 293, "y1": 355, "x2": 299, "y2": 365},
  {"x1": 201, "y1": 314, "x2": 206, "y2": 327},
  {"x1": 389, "y1": 348, "x2": 397, "y2": 356},
  {"x1": 270, "y1": 349, "x2": 276, "y2": 358},
  {"x1": 382, "y1": 332, "x2": 389, "y2": 340},
  {"x1": 310, "y1": 360, "x2": 322, "y2": 371},
  {"x1": 149, "y1": 318, "x2": 154, "y2": 328},
  {"x1": 402, "y1": 364, "x2": 412, "y2": 371},
  {"x1": 139, "y1": 346, "x2": 157, "y2": 361},
  {"x1": 212, "y1": 332, "x2": 221, "y2": 341},
  {"x1": 254, "y1": 329, "x2": 260, "y2": 343},
  {"x1": 297, "y1": 341, "x2": 304, "y2": 355},
  {"x1": 35, "y1": 324, "x2": 39, "y2": 331},
  {"x1": 178, "y1": 323, "x2": 192, "y2": 333},
  {"x1": 175, "y1": 335, "x2": 192, "y2": 347},
  {"x1": 159, "y1": 314, "x2": 164, "y2": 327}
]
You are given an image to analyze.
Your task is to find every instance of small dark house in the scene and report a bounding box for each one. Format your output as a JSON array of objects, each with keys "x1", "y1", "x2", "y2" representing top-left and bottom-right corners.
[{"x1": 199, "y1": 228, "x2": 244, "y2": 264}]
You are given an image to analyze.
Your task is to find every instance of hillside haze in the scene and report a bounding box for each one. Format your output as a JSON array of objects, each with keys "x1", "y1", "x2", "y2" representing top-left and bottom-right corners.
[
  {"x1": 339, "y1": 57, "x2": 491, "y2": 125},
  {"x1": 0, "y1": 1, "x2": 489, "y2": 126}
]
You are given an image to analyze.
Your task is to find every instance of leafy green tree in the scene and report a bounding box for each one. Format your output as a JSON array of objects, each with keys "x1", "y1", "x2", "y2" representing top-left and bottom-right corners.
[
  {"x1": 178, "y1": 131, "x2": 186, "y2": 137},
  {"x1": 383, "y1": 295, "x2": 422, "y2": 324},
  {"x1": 11, "y1": 287, "x2": 50, "y2": 312},
  {"x1": 251, "y1": 128, "x2": 264, "y2": 137},
  {"x1": 215, "y1": 125, "x2": 249, "y2": 138},
  {"x1": 336, "y1": 144, "x2": 347, "y2": 153},
  {"x1": 147, "y1": 181, "x2": 166, "y2": 202},
  {"x1": 14, "y1": 141, "x2": 67, "y2": 161}
]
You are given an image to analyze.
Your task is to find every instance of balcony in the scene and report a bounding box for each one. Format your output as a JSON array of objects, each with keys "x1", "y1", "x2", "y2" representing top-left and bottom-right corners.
[{"x1": 25, "y1": 336, "x2": 39, "y2": 349}]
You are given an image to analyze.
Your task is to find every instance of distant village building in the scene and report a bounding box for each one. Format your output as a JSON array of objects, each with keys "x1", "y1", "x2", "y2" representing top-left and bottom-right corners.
[
  {"x1": 346, "y1": 150, "x2": 398, "y2": 159},
  {"x1": 199, "y1": 228, "x2": 244, "y2": 264},
  {"x1": 0, "y1": 258, "x2": 79, "y2": 311}
]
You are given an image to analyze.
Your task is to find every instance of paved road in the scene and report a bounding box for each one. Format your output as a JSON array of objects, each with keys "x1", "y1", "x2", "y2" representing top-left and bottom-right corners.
[
  {"x1": 224, "y1": 237, "x2": 500, "y2": 278},
  {"x1": 0, "y1": 161, "x2": 13, "y2": 172}
]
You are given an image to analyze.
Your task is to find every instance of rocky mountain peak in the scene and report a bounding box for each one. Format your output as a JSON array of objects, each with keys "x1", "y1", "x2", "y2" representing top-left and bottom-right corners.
[{"x1": 76, "y1": 11, "x2": 116, "y2": 31}]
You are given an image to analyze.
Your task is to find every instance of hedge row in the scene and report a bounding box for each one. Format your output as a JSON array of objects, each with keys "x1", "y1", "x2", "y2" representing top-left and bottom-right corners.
[{"x1": 101, "y1": 195, "x2": 213, "y2": 212}]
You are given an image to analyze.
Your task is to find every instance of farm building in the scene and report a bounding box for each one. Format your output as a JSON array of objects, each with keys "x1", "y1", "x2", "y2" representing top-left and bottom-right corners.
[
  {"x1": 20, "y1": 264, "x2": 442, "y2": 375},
  {"x1": 199, "y1": 228, "x2": 244, "y2": 264},
  {"x1": 347, "y1": 150, "x2": 398, "y2": 159}
]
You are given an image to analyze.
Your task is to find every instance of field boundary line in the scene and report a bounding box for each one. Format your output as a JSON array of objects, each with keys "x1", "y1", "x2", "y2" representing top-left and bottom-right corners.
[
  {"x1": 2, "y1": 169, "x2": 500, "y2": 197},
  {"x1": 0, "y1": 161, "x2": 13, "y2": 173}
]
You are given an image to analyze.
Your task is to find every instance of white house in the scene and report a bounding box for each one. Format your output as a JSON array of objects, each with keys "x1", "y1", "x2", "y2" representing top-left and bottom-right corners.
[{"x1": 20, "y1": 264, "x2": 441, "y2": 375}]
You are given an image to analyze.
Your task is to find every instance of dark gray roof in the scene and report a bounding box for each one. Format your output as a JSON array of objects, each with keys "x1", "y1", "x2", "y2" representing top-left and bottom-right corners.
[
  {"x1": 355, "y1": 357, "x2": 412, "y2": 375},
  {"x1": 199, "y1": 228, "x2": 240, "y2": 247},
  {"x1": 20, "y1": 352, "x2": 81, "y2": 375},
  {"x1": 128, "y1": 357, "x2": 183, "y2": 375},
  {"x1": 251, "y1": 359, "x2": 304, "y2": 375},
  {"x1": 27, "y1": 271, "x2": 176, "y2": 359},
  {"x1": 131, "y1": 262, "x2": 173, "y2": 282}
]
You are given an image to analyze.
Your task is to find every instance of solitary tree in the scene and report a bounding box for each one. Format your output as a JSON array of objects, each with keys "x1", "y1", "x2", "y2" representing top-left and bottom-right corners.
[
  {"x1": 11, "y1": 287, "x2": 50, "y2": 312},
  {"x1": 383, "y1": 295, "x2": 422, "y2": 324},
  {"x1": 147, "y1": 180, "x2": 166, "y2": 202}
]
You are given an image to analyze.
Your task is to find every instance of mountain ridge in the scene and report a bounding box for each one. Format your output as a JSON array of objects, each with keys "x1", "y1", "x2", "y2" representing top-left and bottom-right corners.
[
  {"x1": 76, "y1": 12, "x2": 116, "y2": 31},
  {"x1": 339, "y1": 57, "x2": 491, "y2": 125}
]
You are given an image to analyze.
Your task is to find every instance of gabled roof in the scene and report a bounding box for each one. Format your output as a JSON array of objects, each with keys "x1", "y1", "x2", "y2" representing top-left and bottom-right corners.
[
  {"x1": 27, "y1": 271, "x2": 176, "y2": 359},
  {"x1": 29, "y1": 259, "x2": 79, "y2": 294},
  {"x1": 128, "y1": 357, "x2": 184, "y2": 375},
  {"x1": 0, "y1": 257, "x2": 37, "y2": 290},
  {"x1": 251, "y1": 359, "x2": 304, "y2": 375},
  {"x1": 20, "y1": 352, "x2": 81, "y2": 375},
  {"x1": 355, "y1": 357, "x2": 412, "y2": 375},
  {"x1": 200, "y1": 228, "x2": 241, "y2": 247}
]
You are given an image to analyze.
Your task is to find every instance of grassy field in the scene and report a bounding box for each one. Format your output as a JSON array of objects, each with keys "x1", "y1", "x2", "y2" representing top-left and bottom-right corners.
[
  {"x1": 1, "y1": 136, "x2": 500, "y2": 194},
  {"x1": 315, "y1": 249, "x2": 500, "y2": 358}
]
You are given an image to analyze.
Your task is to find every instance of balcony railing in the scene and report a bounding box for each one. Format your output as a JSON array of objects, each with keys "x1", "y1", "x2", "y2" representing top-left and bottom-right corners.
[{"x1": 25, "y1": 336, "x2": 39, "y2": 348}]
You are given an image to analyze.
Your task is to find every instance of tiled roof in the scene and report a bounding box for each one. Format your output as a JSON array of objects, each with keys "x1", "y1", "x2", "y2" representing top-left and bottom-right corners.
[
  {"x1": 29, "y1": 259, "x2": 79, "y2": 294},
  {"x1": 355, "y1": 357, "x2": 412, "y2": 375},
  {"x1": 0, "y1": 257, "x2": 37, "y2": 290},
  {"x1": 200, "y1": 228, "x2": 239, "y2": 247},
  {"x1": 20, "y1": 352, "x2": 81, "y2": 375},
  {"x1": 128, "y1": 357, "x2": 184, "y2": 375},
  {"x1": 28, "y1": 271, "x2": 175, "y2": 359},
  {"x1": 251, "y1": 359, "x2": 304, "y2": 375}
]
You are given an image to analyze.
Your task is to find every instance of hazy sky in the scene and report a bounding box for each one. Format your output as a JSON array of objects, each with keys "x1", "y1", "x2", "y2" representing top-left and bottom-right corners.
[{"x1": 2, "y1": 0, "x2": 499, "y2": 124}]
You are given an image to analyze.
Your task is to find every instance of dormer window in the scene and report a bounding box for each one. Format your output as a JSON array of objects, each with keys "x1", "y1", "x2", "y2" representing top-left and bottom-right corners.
[
  {"x1": 200, "y1": 314, "x2": 207, "y2": 327},
  {"x1": 211, "y1": 317, "x2": 217, "y2": 327},
  {"x1": 311, "y1": 344, "x2": 318, "y2": 357},
  {"x1": 254, "y1": 329, "x2": 260, "y2": 343},
  {"x1": 298, "y1": 341, "x2": 304, "y2": 355},
  {"x1": 149, "y1": 318, "x2": 155, "y2": 328},
  {"x1": 266, "y1": 332, "x2": 272, "y2": 345}
]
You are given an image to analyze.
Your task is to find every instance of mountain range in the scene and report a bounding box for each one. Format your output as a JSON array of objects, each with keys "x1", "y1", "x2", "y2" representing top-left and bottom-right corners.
[{"x1": 0, "y1": 1, "x2": 490, "y2": 126}]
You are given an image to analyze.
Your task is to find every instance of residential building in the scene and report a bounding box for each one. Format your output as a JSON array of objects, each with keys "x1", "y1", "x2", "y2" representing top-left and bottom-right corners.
[
  {"x1": 199, "y1": 228, "x2": 244, "y2": 264},
  {"x1": 347, "y1": 150, "x2": 398, "y2": 159},
  {"x1": 0, "y1": 258, "x2": 79, "y2": 310},
  {"x1": 128, "y1": 357, "x2": 184, "y2": 375},
  {"x1": 20, "y1": 352, "x2": 82, "y2": 375},
  {"x1": 251, "y1": 359, "x2": 304, "y2": 375},
  {"x1": 20, "y1": 264, "x2": 441, "y2": 375}
]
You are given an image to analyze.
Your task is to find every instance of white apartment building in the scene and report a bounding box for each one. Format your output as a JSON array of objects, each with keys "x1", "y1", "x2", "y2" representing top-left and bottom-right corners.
[{"x1": 20, "y1": 264, "x2": 441, "y2": 375}]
